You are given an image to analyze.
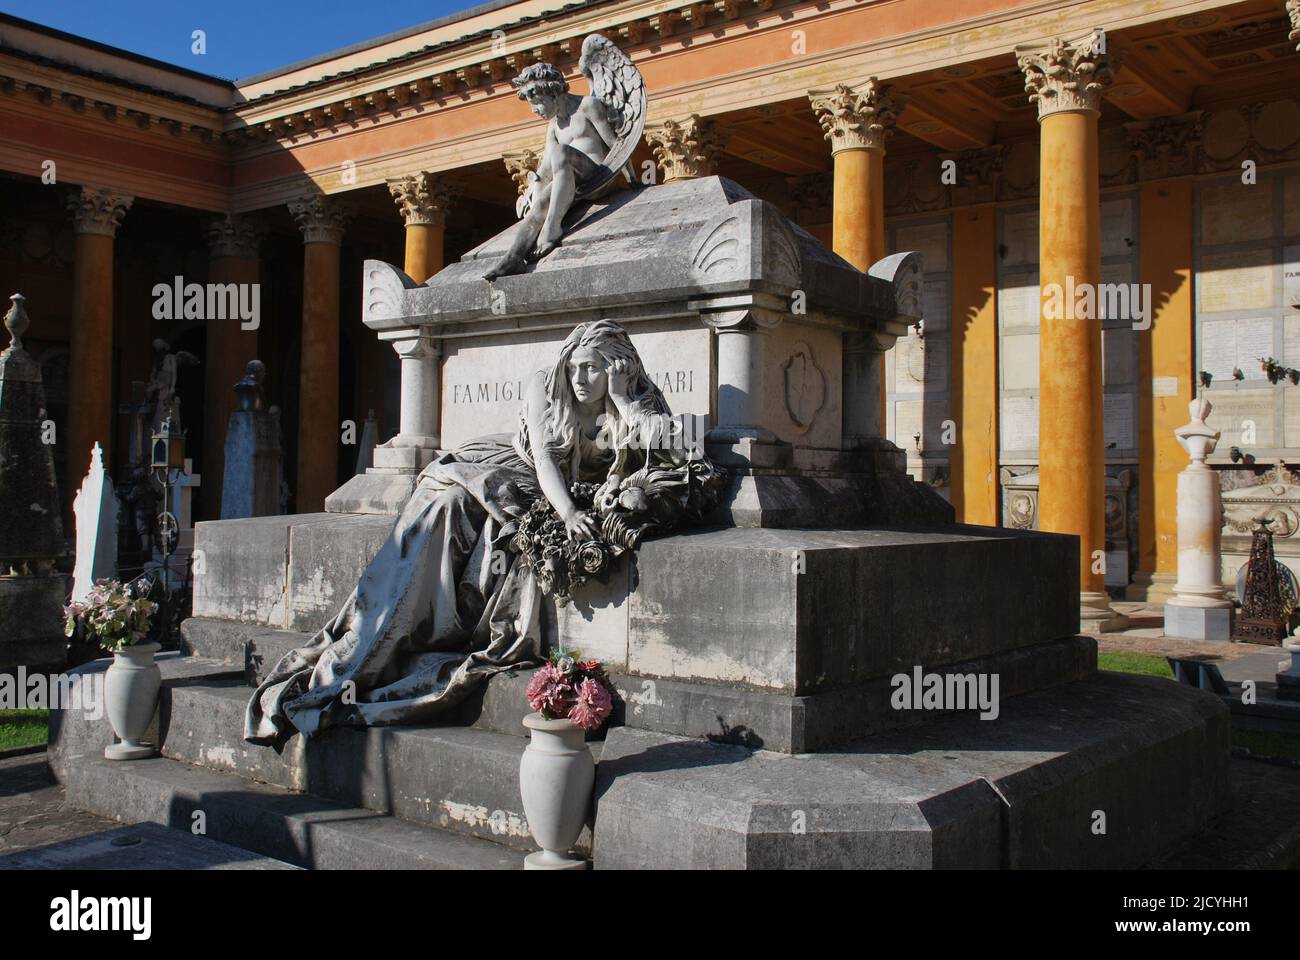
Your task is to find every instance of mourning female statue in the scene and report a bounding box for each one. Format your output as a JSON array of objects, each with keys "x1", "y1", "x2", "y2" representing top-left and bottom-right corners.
[
  {"x1": 482, "y1": 34, "x2": 646, "y2": 280},
  {"x1": 245, "y1": 321, "x2": 721, "y2": 746}
]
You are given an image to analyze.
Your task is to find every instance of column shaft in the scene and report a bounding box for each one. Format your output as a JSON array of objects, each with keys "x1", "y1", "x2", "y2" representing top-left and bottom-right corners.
[
  {"x1": 950, "y1": 207, "x2": 1000, "y2": 525},
  {"x1": 832, "y1": 148, "x2": 885, "y2": 270},
  {"x1": 298, "y1": 240, "x2": 341, "y2": 512},
  {"x1": 68, "y1": 232, "x2": 115, "y2": 490},
  {"x1": 1038, "y1": 109, "x2": 1105, "y2": 599},
  {"x1": 403, "y1": 222, "x2": 444, "y2": 285}
]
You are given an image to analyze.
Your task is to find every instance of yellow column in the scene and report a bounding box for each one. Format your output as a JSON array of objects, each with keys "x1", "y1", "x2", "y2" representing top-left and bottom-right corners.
[
  {"x1": 809, "y1": 80, "x2": 906, "y2": 435},
  {"x1": 950, "y1": 206, "x2": 1000, "y2": 525},
  {"x1": 288, "y1": 195, "x2": 352, "y2": 513},
  {"x1": 204, "y1": 215, "x2": 262, "y2": 519},
  {"x1": 1018, "y1": 35, "x2": 1122, "y2": 629},
  {"x1": 1129, "y1": 178, "x2": 1194, "y2": 601},
  {"x1": 644, "y1": 115, "x2": 730, "y2": 184},
  {"x1": 387, "y1": 173, "x2": 458, "y2": 284},
  {"x1": 66, "y1": 187, "x2": 133, "y2": 515}
]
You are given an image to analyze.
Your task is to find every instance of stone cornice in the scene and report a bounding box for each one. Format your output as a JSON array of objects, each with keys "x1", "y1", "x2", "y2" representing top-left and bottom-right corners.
[
  {"x1": 207, "y1": 213, "x2": 264, "y2": 259},
  {"x1": 1016, "y1": 32, "x2": 1115, "y2": 119},
  {"x1": 66, "y1": 186, "x2": 133, "y2": 237},
  {"x1": 387, "y1": 173, "x2": 459, "y2": 226},
  {"x1": 808, "y1": 79, "x2": 906, "y2": 154},
  {"x1": 644, "y1": 114, "x2": 730, "y2": 181},
  {"x1": 288, "y1": 195, "x2": 354, "y2": 245}
]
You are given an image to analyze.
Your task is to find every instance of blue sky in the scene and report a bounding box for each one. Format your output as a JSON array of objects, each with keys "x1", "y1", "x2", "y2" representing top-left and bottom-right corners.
[{"x1": 0, "y1": 0, "x2": 488, "y2": 81}]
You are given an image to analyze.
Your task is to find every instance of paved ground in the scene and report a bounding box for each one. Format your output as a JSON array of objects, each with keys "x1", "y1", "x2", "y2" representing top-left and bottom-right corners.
[
  {"x1": 2, "y1": 746, "x2": 1295, "y2": 869},
  {"x1": 1087, "y1": 601, "x2": 1265, "y2": 660}
]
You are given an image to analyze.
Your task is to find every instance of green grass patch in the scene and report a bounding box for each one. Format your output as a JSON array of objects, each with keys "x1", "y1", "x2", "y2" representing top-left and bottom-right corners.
[
  {"x1": 0, "y1": 709, "x2": 49, "y2": 751},
  {"x1": 1098, "y1": 651, "x2": 1174, "y2": 678}
]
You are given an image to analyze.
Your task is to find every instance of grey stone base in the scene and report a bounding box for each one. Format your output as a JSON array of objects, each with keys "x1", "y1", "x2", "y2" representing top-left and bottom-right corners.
[
  {"x1": 593, "y1": 672, "x2": 1231, "y2": 869},
  {"x1": 0, "y1": 573, "x2": 67, "y2": 674},
  {"x1": 181, "y1": 616, "x2": 1095, "y2": 753},
  {"x1": 324, "y1": 470, "x2": 420, "y2": 515},
  {"x1": 1164, "y1": 603, "x2": 1234, "y2": 642}
]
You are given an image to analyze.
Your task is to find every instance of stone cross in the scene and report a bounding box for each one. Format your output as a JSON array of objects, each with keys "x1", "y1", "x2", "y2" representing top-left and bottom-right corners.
[{"x1": 71, "y1": 442, "x2": 118, "y2": 603}]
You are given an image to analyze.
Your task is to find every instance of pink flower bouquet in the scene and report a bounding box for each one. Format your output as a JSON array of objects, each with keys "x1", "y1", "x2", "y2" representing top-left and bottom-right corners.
[{"x1": 525, "y1": 649, "x2": 616, "y2": 731}]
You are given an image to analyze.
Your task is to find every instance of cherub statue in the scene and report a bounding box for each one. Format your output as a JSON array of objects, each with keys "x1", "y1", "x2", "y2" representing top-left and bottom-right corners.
[
  {"x1": 145, "y1": 338, "x2": 200, "y2": 433},
  {"x1": 483, "y1": 34, "x2": 646, "y2": 281}
]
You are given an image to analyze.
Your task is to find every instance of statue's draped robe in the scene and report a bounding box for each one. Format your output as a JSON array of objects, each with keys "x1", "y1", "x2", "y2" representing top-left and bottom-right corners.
[{"x1": 245, "y1": 423, "x2": 617, "y2": 746}]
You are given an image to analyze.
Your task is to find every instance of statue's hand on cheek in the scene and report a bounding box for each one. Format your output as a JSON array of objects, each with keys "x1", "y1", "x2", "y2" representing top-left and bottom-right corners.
[{"x1": 607, "y1": 358, "x2": 633, "y2": 405}]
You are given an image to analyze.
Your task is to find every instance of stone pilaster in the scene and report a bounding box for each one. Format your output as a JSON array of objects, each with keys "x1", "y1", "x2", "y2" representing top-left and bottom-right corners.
[
  {"x1": 644, "y1": 114, "x2": 730, "y2": 183},
  {"x1": 289, "y1": 194, "x2": 353, "y2": 512},
  {"x1": 1123, "y1": 112, "x2": 1202, "y2": 181},
  {"x1": 66, "y1": 187, "x2": 132, "y2": 512},
  {"x1": 1016, "y1": 33, "x2": 1122, "y2": 630}
]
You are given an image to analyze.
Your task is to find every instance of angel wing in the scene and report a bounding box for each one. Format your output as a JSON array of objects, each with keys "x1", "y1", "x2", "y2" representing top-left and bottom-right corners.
[
  {"x1": 176, "y1": 351, "x2": 201, "y2": 367},
  {"x1": 577, "y1": 34, "x2": 646, "y2": 199}
]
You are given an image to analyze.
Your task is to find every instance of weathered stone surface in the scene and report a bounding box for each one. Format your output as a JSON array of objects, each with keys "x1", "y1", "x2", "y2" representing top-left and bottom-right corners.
[
  {"x1": 593, "y1": 672, "x2": 1231, "y2": 869},
  {"x1": 62, "y1": 756, "x2": 523, "y2": 870},
  {"x1": 0, "y1": 574, "x2": 67, "y2": 674},
  {"x1": 0, "y1": 821, "x2": 300, "y2": 870}
]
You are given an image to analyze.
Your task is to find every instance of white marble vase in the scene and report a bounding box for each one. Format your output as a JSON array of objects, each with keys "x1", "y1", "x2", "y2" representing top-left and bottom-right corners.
[
  {"x1": 104, "y1": 642, "x2": 161, "y2": 760},
  {"x1": 519, "y1": 713, "x2": 594, "y2": 870}
]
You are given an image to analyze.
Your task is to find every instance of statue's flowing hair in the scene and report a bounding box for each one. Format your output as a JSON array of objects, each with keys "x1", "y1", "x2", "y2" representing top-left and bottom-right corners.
[{"x1": 540, "y1": 320, "x2": 669, "y2": 472}]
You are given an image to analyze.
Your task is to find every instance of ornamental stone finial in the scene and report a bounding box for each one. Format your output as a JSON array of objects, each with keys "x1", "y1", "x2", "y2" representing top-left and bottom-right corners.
[
  {"x1": 66, "y1": 186, "x2": 134, "y2": 237},
  {"x1": 207, "y1": 213, "x2": 264, "y2": 259},
  {"x1": 387, "y1": 173, "x2": 460, "y2": 227},
  {"x1": 1016, "y1": 32, "x2": 1115, "y2": 119},
  {"x1": 4, "y1": 293, "x2": 29, "y2": 353},
  {"x1": 643, "y1": 115, "x2": 730, "y2": 182},
  {"x1": 288, "y1": 194, "x2": 354, "y2": 244},
  {"x1": 807, "y1": 79, "x2": 906, "y2": 154}
]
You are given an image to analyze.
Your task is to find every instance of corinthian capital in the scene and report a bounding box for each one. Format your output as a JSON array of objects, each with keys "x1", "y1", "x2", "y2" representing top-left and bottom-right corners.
[
  {"x1": 387, "y1": 173, "x2": 459, "y2": 227},
  {"x1": 67, "y1": 186, "x2": 133, "y2": 237},
  {"x1": 1016, "y1": 32, "x2": 1114, "y2": 119},
  {"x1": 1288, "y1": 0, "x2": 1300, "y2": 49},
  {"x1": 288, "y1": 194, "x2": 353, "y2": 245},
  {"x1": 808, "y1": 79, "x2": 906, "y2": 154},
  {"x1": 644, "y1": 115, "x2": 730, "y2": 182},
  {"x1": 206, "y1": 213, "x2": 263, "y2": 259},
  {"x1": 502, "y1": 148, "x2": 542, "y2": 197}
]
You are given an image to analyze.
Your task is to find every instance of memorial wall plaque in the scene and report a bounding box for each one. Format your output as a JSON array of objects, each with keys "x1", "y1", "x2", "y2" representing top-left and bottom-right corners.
[
  {"x1": 922, "y1": 278, "x2": 949, "y2": 332},
  {"x1": 1103, "y1": 328, "x2": 1138, "y2": 385},
  {"x1": 1103, "y1": 392, "x2": 1135, "y2": 450},
  {"x1": 896, "y1": 334, "x2": 949, "y2": 389},
  {"x1": 1286, "y1": 175, "x2": 1300, "y2": 238},
  {"x1": 440, "y1": 325, "x2": 712, "y2": 449},
  {"x1": 1001, "y1": 211, "x2": 1039, "y2": 267},
  {"x1": 893, "y1": 398, "x2": 950, "y2": 451},
  {"x1": 1000, "y1": 395, "x2": 1039, "y2": 451},
  {"x1": 1001, "y1": 333, "x2": 1039, "y2": 391},
  {"x1": 1199, "y1": 251, "x2": 1275, "y2": 313},
  {"x1": 1100, "y1": 200, "x2": 1134, "y2": 258},
  {"x1": 1284, "y1": 245, "x2": 1300, "y2": 311},
  {"x1": 1204, "y1": 389, "x2": 1275, "y2": 448},
  {"x1": 999, "y1": 281, "x2": 1040, "y2": 332},
  {"x1": 1284, "y1": 315, "x2": 1300, "y2": 366},
  {"x1": 895, "y1": 222, "x2": 949, "y2": 273},
  {"x1": 1152, "y1": 376, "x2": 1180, "y2": 398},
  {"x1": 1200, "y1": 181, "x2": 1274, "y2": 245},
  {"x1": 1200, "y1": 317, "x2": 1274, "y2": 382},
  {"x1": 1284, "y1": 390, "x2": 1300, "y2": 448}
]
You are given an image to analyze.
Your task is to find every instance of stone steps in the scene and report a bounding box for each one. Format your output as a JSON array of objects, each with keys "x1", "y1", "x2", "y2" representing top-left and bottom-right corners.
[
  {"x1": 161, "y1": 679, "x2": 556, "y2": 850},
  {"x1": 64, "y1": 754, "x2": 524, "y2": 870}
]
